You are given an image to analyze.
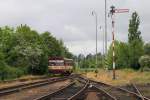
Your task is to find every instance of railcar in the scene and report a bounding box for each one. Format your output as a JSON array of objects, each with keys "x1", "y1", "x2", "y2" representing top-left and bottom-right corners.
[{"x1": 48, "y1": 57, "x2": 73, "y2": 75}]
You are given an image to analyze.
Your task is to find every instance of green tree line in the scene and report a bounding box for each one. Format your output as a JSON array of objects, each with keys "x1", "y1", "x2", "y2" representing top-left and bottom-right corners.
[
  {"x1": 77, "y1": 12, "x2": 150, "y2": 71},
  {"x1": 76, "y1": 53, "x2": 103, "y2": 69},
  {"x1": 0, "y1": 25, "x2": 73, "y2": 80},
  {"x1": 106, "y1": 12, "x2": 150, "y2": 70}
]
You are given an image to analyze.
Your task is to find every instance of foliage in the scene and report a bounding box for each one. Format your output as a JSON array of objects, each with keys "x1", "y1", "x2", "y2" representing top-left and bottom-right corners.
[
  {"x1": 106, "y1": 41, "x2": 130, "y2": 69},
  {"x1": 0, "y1": 66, "x2": 24, "y2": 81},
  {"x1": 128, "y1": 12, "x2": 144, "y2": 69},
  {"x1": 6, "y1": 25, "x2": 48, "y2": 74},
  {"x1": 40, "y1": 32, "x2": 73, "y2": 58},
  {"x1": 0, "y1": 24, "x2": 73, "y2": 79},
  {"x1": 128, "y1": 12, "x2": 142, "y2": 43},
  {"x1": 77, "y1": 53, "x2": 103, "y2": 69},
  {"x1": 0, "y1": 26, "x2": 14, "y2": 53},
  {"x1": 128, "y1": 39, "x2": 144, "y2": 69},
  {"x1": 0, "y1": 51, "x2": 24, "y2": 80},
  {"x1": 144, "y1": 42, "x2": 150, "y2": 55},
  {"x1": 139, "y1": 55, "x2": 150, "y2": 71}
]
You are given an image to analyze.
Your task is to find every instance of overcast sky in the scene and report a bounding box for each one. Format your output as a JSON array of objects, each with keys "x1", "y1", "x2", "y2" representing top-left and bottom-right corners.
[{"x1": 0, "y1": 0, "x2": 149, "y2": 55}]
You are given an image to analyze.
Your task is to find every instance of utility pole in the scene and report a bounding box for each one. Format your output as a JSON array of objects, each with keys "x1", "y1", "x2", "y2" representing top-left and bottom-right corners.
[
  {"x1": 99, "y1": 26, "x2": 104, "y2": 67},
  {"x1": 100, "y1": 26, "x2": 104, "y2": 56},
  {"x1": 92, "y1": 11, "x2": 98, "y2": 69},
  {"x1": 105, "y1": 0, "x2": 107, "y2": 55},
  {"x1": 109, "y1": 5, "x2": 129, "y2": 80}
]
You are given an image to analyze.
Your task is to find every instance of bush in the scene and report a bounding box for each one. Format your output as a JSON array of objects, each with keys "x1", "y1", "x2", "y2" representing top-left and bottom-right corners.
[
  {"x1": 139, "y1": 55, "x2": 150, "y2": 72},
  {"x1": 0, "y1": 64, "x2": 25, "y2": 81}
]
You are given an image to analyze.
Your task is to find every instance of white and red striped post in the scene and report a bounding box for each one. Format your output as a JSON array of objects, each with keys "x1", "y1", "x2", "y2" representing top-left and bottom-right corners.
[
  {"x1": 109, "y1": 6, "x2": 129, "y2": 79},
  {"x1": 112, "y1": 14, "x2": 115, "y2": 80},
  {"x1": 110, "y1": 6, "x2": 116, "y2": 79}
]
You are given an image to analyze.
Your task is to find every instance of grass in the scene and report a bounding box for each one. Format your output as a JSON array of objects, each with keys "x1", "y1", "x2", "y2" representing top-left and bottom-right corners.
[{"x1": 82, "y1": 69, "x2": 150, "y2": 86}]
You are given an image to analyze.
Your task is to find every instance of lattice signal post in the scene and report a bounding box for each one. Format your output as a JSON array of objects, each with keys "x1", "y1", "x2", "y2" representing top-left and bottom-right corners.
[{"x1": 109, "y1": 6, "x2": 129, "y2": 80}]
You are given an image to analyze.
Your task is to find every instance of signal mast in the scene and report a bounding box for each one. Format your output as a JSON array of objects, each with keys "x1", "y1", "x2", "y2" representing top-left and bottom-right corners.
[{"x1": 109, "y1": 6, "x2": 129, "y2": 79}]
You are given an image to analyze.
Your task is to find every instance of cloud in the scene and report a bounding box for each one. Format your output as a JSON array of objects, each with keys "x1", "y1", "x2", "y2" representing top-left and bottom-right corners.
[
  {"x1": 63, "y1": 25, "x2": 90, "y2": 41},
  {"x1": 65, "y1": 40, "x2": 102, "y2": 55},
  {"x1": 0, "y1": 0, "x2": 149, "y2": 55}
]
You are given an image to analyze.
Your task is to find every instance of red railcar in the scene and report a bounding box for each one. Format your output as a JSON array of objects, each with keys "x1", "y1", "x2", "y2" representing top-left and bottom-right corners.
[{"x1": 48, "y1": 57, "x2": 73, "y2": 75}]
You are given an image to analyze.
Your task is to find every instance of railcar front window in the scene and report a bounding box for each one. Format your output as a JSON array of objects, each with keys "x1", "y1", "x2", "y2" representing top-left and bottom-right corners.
[{"x1": 49, "y1": 60, "x2": 64, "y2": 66}]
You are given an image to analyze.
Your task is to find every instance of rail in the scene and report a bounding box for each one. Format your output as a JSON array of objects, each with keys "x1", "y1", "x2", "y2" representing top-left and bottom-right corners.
[{"x1": 0, "y1": 76, "x2": 69, "y2": 97}]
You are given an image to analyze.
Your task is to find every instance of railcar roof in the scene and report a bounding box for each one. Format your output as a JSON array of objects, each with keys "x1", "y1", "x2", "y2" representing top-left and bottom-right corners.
[{"x1": 48, "y1": 57, "x2": 73, "y2": 61}]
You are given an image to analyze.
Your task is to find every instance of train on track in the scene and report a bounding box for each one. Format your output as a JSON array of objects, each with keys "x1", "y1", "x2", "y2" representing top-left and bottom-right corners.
[{"x1": 48, "y1": 57, "x2": 73, "y2": 75}]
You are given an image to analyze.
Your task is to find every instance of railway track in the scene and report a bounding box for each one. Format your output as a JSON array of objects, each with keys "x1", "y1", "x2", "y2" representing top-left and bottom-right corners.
[
  {"x1": 0, "y1": 74, "x2": 150, "y2": 100},
  {"x1": 84, "y1": 85, "x2": 117, "y2": 100},
  {"x1": 35, "y1": 75, "x2": 89, "y2": 100},
  {"x1": 86, "y1": 77, "x2": 150, "y2": 100},
  {"x1": 0, "y1": 76, "x2": 71, "y2": 99},
  {"x1": 0, "y1": 76, "x2": 48, "y2": 83},
  {"x1": 122, "y1": 83, "x2": 150, "y2": 100},
  {"x1": 135, "y1": 84, "x2": 150, "y2": 100},
  {"x1": 131, "y1": 83, "x2": 145, "y2": 100}
]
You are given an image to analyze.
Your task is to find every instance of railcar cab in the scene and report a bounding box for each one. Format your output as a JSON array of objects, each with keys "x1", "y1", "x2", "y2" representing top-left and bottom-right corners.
[{"x1": 48, "y1": 57, "x2": 73, "y2": 75}]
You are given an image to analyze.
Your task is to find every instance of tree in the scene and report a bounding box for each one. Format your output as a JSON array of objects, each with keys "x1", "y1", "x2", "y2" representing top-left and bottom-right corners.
[
  {"x1": 128, "y1": 40, "x2": 144, "y2": 69},
  {"x1": 0, "y1": 26, "x2": 14, "y2": 56},
  {"x1": 128, "y1": 12, "x2": 142, "y2": 43},
  {"x1": 7, "y1": 25, "x2": 48, "y2": 74},
  {"x1": 40, "y1": 32, "x2": 73, "y2": 58},
  {"x1": 144, "y1": 43, "x2": 150, "y2": 55},
  {"x1": 0, "y1": 24, "x2": 72, "y2": 76},
  {"x1": 128, "y1": 12, "x2": 144, "y2": 69},
  {"x1": 106, "y1": 41, "x2": 129, "y2": 69},
  {"x1": 77, "y1": 53, "x2": 103, "y2": 69},
  {"x1": 0, "y1": 51, "x2": 7, "y2": 80}
]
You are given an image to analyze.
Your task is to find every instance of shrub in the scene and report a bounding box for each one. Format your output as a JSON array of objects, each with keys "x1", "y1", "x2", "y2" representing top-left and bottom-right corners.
[
  {"x1": 0, "y1": 63, "x2": 25, "y2": 81},
  {"x1": 139, "y1": 55, "x2": 150, "y2": 72}
]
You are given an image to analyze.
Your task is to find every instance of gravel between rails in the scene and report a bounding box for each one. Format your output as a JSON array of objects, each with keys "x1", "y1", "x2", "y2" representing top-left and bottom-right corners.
[
  {"x1": 85, "y1": 91, "x2": 100, "y2": 100},
  {"x1": 136, "y1": 84, "x2": 150, "y2": 99},
  {"x1": 84, "y1": 85, "x2": 116, "y2": 100},
  {"x1": 49, "y1": 79, "x2": 86, "y2": 100},
  {"x1": 121, "y1": 84, "x2": 150, "y2": 100},
  {"x1": 0, "y1": 79, "x2": 71, "y2": 100},
  {"x1": 35, "y1": 75, "x2": 89, "y2": 100},
  {"x1": 86, "y1": 78, "x2": 142, "y2": 100}
]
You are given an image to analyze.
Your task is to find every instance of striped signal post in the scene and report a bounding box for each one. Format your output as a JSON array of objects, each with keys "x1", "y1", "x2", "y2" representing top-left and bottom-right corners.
[{"x1": 109, "y1": 6, "x2": 129, "y2": 80}]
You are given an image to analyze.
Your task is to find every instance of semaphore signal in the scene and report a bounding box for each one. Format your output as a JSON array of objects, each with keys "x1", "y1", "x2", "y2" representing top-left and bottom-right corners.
[
  {"x1": 115, "y1": 9, "x2": 129, "y2": 13},
  {"x1": 109, "y1": 5, "x2": 129, "y2": 80}
]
